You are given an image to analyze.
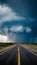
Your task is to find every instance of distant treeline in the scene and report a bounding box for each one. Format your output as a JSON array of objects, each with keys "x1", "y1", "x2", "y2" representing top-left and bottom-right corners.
[
  {"x1": 0, "y1": 43, "x2": 16, "y2": 46},
  {"x1": 0, "y1": 43, "x2": 37, "y2": 46},
  {"x1": 21, "y1": 43, "x2": 37, "y2": 45}
]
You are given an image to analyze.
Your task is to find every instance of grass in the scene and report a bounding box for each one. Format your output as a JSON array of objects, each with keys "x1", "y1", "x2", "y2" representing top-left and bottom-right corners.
[
  {"x1": 23, "y1": 43, "x2": 37, "y2": 52},
  {"x1": 0, "y1": 43, "x2": 37, "y2": 52},
  {"x1": 0, "y1": 43, "x2": 16, "y2": 50}
]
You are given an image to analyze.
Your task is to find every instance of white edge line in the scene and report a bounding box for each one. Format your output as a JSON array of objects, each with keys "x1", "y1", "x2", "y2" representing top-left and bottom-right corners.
[
  {"x1": 21, "y1": 44, "x2": 37, "y2": 56},
  {"x1": 0, "y1": 45, "x2": 16, "y2": 55}
]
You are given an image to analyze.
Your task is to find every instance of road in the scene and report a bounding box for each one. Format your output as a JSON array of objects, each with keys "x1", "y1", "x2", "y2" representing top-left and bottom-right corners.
[
  {"x1": 0, "y1": 45, "x2": 37, "y2": 65},
  {"x1": 20, "y1": 46, "x2": 37, "y2": 65},
  {"x1": 0, "y1": 45, "x2": 18, "y2": 65}
]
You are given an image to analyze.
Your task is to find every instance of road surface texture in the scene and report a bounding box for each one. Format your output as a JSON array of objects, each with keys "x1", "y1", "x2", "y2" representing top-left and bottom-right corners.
[
  {"x1": 0, "y1": 45, "x2": 18, "y2": 65},
  {"x1": 0, "y1": 44, "x2": 37, "y2": 65},
  {"x1": 20, "y1": 46, "x2": 37, "y2": 65}
]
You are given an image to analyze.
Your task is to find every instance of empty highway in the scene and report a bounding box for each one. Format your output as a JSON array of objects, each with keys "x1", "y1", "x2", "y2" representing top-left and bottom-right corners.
[
  {"x1": 0, "y1": 44, "x2": 37, "y2": 65},
  {"x1": 20, "y1": 46, "x2": 37, "y2": 65},
  {"x1": 0, "y1": 45, "x2": 18, "y2": 65}
]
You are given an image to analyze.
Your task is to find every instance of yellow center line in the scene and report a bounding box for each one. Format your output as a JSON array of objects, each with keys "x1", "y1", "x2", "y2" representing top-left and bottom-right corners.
[{"x1": 18, "y1": 46, "x2": 21, "y2": 65}]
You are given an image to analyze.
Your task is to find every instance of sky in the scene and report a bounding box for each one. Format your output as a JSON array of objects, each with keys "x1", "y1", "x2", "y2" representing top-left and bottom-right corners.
[{"x1": 0, "y1": 0, "x2": 37, "y2": 43}]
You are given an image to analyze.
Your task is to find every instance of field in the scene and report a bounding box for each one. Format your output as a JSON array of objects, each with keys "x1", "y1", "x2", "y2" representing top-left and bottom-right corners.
[
  {"x1": 0, "y1": 43, "x2": 37, "y2": 53},
  {"x1": 23, "y1": 43, "x2": 37, "y2": 53},
  {"x1": 0, "y1": 43, "x2": 15, "y2": 50}
]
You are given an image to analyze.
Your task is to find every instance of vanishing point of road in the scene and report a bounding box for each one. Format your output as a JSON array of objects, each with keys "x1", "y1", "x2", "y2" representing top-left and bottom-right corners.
[{"x1": 0, "y1": 44, "x2": 37, "y2": 65}]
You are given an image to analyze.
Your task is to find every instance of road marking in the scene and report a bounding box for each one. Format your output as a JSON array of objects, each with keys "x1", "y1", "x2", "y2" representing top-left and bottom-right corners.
[
  {"x1": 18, "y1": 46, "x2": 21, "y2": 65},
  {"x1": 21, "y1": 44, "x2": 37, "y2": 56},
  {"x1": 0, "y1": 45, "x2": 16, "y2": 55}
]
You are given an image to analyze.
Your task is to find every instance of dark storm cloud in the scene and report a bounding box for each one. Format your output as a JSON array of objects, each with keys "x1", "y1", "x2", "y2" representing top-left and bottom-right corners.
[
  {"x1": 0, "y1": 0, "x2": 7, "y2": 3},
  {"x1": 31, "y1": 21, "x2": 37, "y2": 37},
  {"x1": 0, "y1": 0, "x2": 37, "y2": 42},
  {"x1": 8, "y1": 0, "x2": 37, "y2": 17},
  {"x1": 0, "y1": 0, "x2": 37, "y2": 17}
]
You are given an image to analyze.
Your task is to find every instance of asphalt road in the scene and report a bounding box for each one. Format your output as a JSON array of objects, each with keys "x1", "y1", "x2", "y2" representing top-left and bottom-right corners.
[
  {"x1": 0, "y1": 45, "x2": 18, "y2": 65},
  {"x1": 20, "y1": 46, "x2": 37, "y2": 65},
  {"x1": 0, "y1": 45, "x2": 37, "y2": 65}
]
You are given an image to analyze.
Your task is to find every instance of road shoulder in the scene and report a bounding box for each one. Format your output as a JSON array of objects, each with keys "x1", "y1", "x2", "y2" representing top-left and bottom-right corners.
[{"x1": 21, "y1": 44, "x2": 37, "y2": 56}]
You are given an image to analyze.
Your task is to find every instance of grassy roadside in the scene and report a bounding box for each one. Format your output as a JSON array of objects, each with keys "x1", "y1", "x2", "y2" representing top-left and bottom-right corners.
[
  {"x1": 23, "y1": 43, "x2": 37, "y2": 53},
  {"x1": 0, "y1": 43, "x2": 16, "y2": 50}
]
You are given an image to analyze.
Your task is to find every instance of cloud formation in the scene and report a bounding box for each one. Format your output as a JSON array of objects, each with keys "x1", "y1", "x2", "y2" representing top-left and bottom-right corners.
[
  {"x1": 10, "y1": 25, "x2": 31, "y2": 32},
  {"x1": 0, "y1": 4, "x2": 37, "y2": 24},
  {"x1": 10, "y1": 25, "x2": 24, "y2": 32},
  {"x1": 0, "y1": 34, "x2": 16, "y2": 43},
  {"x1": 0, "y1": 24, "x2": 32, "y2": 42},
  {"x1": 0, "y1": 34, "x2": 8, "y2": 42},
  {"x1": 25, "y1": 27, "x2": 32, "y2": 33},
  {"x1": 0, "y1": 4, "x2": 25, "y2": 23}
]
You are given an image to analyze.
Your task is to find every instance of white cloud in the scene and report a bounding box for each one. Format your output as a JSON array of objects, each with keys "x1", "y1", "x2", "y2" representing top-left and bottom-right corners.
[
  {"x1": 0, "y1": 4, "x2": 25, "y2": 23},
  {"x1": 0, "y1": 26, "x2": 32, "y2": 42},
  {"x1": 0, "y1": 34, "x2": 16, "y2": 42},
  {"x1": 0, "y1": 24, "x2": 32, "y2": 34},
  {"x1": 10, "y1": 25, "x2": 24, "y2": 32},
  {"x1": 0, "y1": 34, "x2": 8, "y2": 42},
  {"x1": 25, "y1": 27, "x2": 31, "y2": 33},
  {"x1": 10, "y1": 25, "x2": 32, "y2": 32}
]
